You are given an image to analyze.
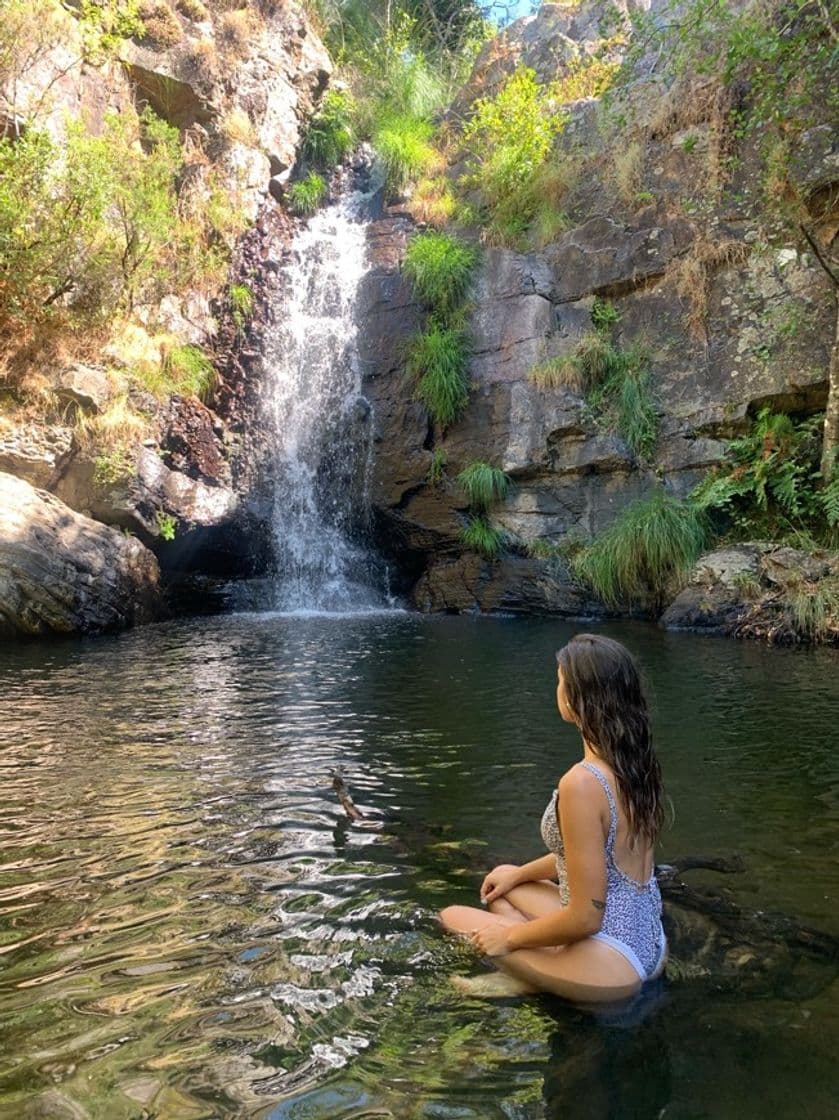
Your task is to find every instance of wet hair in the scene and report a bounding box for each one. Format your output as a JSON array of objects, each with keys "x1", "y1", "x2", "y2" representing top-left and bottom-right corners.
[{"x1": 556, "y1": 634, "x2": 664, "y2": 847}]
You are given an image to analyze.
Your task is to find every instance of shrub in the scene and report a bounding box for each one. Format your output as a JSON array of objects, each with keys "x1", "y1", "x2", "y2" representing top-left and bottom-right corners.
[
  {"x1": 94, "y1": 448, "x2": 134, "y2": 487},
  {"x1": 0, "y1": 107, "x2": 185, "y2": 334},
  {"x1": 162, "y1": 344, "x2": 215, "y2": 398},
  {"x1": 461, "y1": 515, "x2": 503, "y2": 558},
  {"x1": 304, "y1": 89, "x2": 355, "y2": 169},
  {"x1": 217, "y1": 9, "x2": 253, "y2": 58},
  {"x1": 410, "y1": 176, "x2": 456, "y2": 227},
  {"x1": 175, "y1": 0, "x2": 208, "y2": 20},
  {"x1": 460, "y1": 66, "x2": 568, "y2": 242},
  {"x1": 138, "y1": 1, "x2": 183, "y2": 48},
  {"x1": 573, "y1": 491, "x2": 709, "y2": 607},
  {"x1": 220, "y1": 107, "x2": 257, "y2": 147},
  {"x1": 457, "y1": 461, "x2": 509, "y2": 511},
  {"x1": 288, "y1": 171, "x2": 327, "y2": 216},
  {"x1": 406, "y1": 324, "x2": 469, "y2": 427},
  {"x1": 403, "y1": 231, "x2": 477, "y2": 315},
  {"x1": 229, "y1": 283, "x2": 254, "y2": 333},
  {"x1": 373, "y1": 112, "x2": 437, "y2": 197},
  {"x1": 591, "y1": 298, "x2": 621, "y2": 331}
]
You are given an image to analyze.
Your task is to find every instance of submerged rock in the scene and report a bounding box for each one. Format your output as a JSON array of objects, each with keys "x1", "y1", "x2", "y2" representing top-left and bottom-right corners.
[{"x1": 0, "y1": 472, "x2": 160, "y2": 638}]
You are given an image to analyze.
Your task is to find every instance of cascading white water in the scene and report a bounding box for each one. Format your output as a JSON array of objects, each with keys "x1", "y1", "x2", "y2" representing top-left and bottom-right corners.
[{"x1": 262, "y1": 184, "x2": 390, "y2": 612}]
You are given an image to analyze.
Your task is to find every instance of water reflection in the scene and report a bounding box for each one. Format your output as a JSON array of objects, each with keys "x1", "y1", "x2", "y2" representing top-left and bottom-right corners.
[{"x1": 0, "y1": 615, "x2": 837, "y2": 1118}]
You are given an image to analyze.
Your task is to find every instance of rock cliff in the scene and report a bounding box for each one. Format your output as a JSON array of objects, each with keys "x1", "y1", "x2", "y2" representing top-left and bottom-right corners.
[{"x1": 359, "y1": 1, "x2": 838, "y2": 625}]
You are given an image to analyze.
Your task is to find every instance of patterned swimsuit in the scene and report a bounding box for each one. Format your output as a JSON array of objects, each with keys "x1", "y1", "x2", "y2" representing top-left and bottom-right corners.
[{"x1": 540, "y1": 761, "x2": 666, "y2": 982}]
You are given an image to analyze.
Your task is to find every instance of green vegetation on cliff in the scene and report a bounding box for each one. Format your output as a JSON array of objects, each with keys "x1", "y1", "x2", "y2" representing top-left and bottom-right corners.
[
  {"x1": 406, "y1": 324, "x2": 470, "y2": 427},
  {"x1": 573, "y1": 492, "x2": 709, "y2": 609},
  {"x1": 691, "y1": 409, "x2": 839, "y2": 549},
  {"x1": 403, "y1": 231, "x2": 478, "y2": 314}
]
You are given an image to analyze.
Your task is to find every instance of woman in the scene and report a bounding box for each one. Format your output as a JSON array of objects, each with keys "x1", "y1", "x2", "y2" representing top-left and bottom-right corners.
[{"x1": 440, "y1": 634, "x2": 667, "y2": 1003}]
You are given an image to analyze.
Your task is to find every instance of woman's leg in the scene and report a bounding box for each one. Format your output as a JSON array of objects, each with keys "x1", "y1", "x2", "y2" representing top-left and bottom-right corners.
[{"x1": 440, "y1": 883, "x2": 642, "y2": 1003}]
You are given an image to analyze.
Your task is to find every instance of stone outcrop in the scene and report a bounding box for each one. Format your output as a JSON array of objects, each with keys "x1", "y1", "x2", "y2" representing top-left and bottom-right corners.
[
  {"x1": 661, "y1": 544, "x2": 839, "y2": 644},
  {"x1": 360, "y1": 1, "x2": 838, "y2": 617},
  {"x1": 122, "y1": 2, "x2": 331, "y2": 220},
  {"x1": 0, "y1": 472, "x2": 160, "y2": 637}
]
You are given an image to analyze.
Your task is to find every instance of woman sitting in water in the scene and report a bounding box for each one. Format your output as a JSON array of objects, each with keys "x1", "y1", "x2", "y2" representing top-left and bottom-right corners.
[{"x1": 440, "y1": 634, "x2": 667, "y2": 1003}]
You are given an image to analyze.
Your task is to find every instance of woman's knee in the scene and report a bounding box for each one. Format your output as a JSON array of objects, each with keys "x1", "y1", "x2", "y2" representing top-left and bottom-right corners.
[{"x1": 439, "y1": 904, "x2": 485, "y2": 934}]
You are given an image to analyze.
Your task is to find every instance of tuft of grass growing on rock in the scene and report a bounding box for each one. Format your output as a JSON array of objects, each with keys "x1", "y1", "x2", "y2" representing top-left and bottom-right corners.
[
  {"x1": 668, "y1": 236, "x2": 751, "y2": 336},
  {"x1": 785, "y1": 577, "x2": 839, "y2": 644},
  {"x1": 612, "y1": 140, "x2": 644, "y2": 204},
  {"x1": 175, "y1": 0, "x2": 207, "y2": 21},
  {"x1": 220, "y1": 107, "x2": 257, "y2": 147},
  {"x1": 410, "y1": 176, "x2": 456, "y2": 227},
  {"x1": 406, "y1": 324, "x2": 469, "y2": 428},
  {"x1": 162, "y1": 344, "x2": 215, "y2": 398},
  {"x1": 457, "y1": 460, "x2": 509, "y2": 511},
  {"x1": 573, "y1": 490, "x2": 709, "y2": 608},
  {"x1": 592, "y1": 343, "x2": 659, "y2": 463},
  {"x1": 304, "y1": 89, "x2": 355, "y2": 169},
  {"x1": 462, "y1": 515, "x2": 503, "y2": 558},
  {"x1": 373, "y1": 112, "x2": 438, "y2": 198},
  {"x1": 427, "y1": 447, "x2": 447, "y2": 485},
  {"x1": 184, "y1": 37, "x2": 220, "y2": 87},
  {"x1": 217, "y1": 9, "x2": 255, "y2": 59},
  {"x1": 403, "y1": 231, "x2": 478, "y2": 315},
  {"x1": 76, "y1": 395, "x2": 150, "y2": 452},
  {"x1": 229, "y1": 283, "x2": 254, "y2": 333},
  {"x1": 288, "y1": 171, "x2": 327, "y2": 216}
]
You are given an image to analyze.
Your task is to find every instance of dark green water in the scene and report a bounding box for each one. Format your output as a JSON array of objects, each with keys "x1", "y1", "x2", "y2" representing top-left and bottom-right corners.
[{"x1": 0, "y1": 614, "x2": 837, "y2": 1119}]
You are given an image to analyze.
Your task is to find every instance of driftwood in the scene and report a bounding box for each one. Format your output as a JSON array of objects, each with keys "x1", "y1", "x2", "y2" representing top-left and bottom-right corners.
[{"x1": 329, "y1": 767, "x2": 365, "y2": 821}]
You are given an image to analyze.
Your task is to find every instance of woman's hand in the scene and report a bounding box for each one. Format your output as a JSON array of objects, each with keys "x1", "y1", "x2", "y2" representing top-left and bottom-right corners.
[
  {"x1": 470, "y1": 924, "x2": 512, "y2": 957},
  {"x1": 480, "y1": 863, "x2": 522, "y2": 904}
]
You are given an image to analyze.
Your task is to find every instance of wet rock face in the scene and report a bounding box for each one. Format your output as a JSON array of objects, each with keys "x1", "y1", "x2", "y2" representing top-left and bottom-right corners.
[{"x1": 0, "y1": 472, "x2": 161, "y2": 638}]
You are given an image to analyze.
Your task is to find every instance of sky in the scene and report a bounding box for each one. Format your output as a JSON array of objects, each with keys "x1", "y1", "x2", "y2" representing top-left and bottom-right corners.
[{"x1": 490, "y1": 1, "x2": 536, "y2": 22}]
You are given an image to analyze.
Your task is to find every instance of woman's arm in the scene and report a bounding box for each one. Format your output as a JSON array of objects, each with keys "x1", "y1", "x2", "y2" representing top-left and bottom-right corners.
[
  {"x1": 477, "y1": 767, "x2": 608, "y2": 954},
  {"x1": 480, "y1": 852, "x2": 557, "y2": 903}
]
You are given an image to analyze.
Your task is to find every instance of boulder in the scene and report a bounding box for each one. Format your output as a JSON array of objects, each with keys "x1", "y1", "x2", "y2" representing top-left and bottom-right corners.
[
  {"x1": 54, "y1": 446, "x2": 238, "y2": 540},
  {"x1": 659, "y1": 544, "x2": 767, "y2": 633},
  {"x1": 0, "y1": 422, "x2": 72, "y2": 489},
  {"x1": 57, "y1": 364, "x2": 113, "y2": 413},
  {"x1": 0, "y1": 472, "x2": 160, "y2": 637}
]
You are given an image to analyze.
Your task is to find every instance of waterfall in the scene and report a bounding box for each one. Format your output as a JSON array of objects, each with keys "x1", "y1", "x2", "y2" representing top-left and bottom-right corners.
[{"x1": 261, "y1": 180, "x2": 390, "y2": 613}]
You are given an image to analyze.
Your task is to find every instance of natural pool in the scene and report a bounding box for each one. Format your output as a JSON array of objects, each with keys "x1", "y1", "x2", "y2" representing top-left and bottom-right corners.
[{"x1": 0, "y1": 613, "x2": 837, "y2": 1119}]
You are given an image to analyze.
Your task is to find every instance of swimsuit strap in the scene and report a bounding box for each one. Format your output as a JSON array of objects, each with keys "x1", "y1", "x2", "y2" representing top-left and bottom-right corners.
[{"x1": 579, "y1": 761, "x2": 617, "y2": 852}]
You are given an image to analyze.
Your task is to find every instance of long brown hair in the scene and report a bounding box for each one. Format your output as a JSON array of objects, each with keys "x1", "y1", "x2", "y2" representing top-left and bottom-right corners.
[{"x1": 557, "y1": 634, "x2": 664, "y2": 847}]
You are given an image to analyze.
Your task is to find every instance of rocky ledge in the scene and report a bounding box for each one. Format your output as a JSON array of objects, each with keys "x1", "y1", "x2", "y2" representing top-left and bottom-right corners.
[
  {"x1": 0, "y1": 473, "x2": 161, "y2": 638},
  {"x1": 662, "y1": 544, "x2": 839, "y2": 645}
]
